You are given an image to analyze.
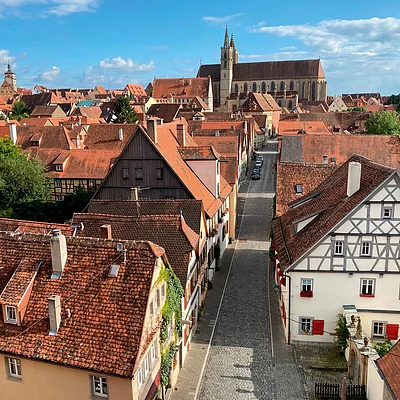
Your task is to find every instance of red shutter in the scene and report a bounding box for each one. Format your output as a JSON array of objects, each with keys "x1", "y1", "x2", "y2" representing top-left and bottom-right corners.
[
  {"x1": 312, "y1": 319, "x2": 324, "y2": 335},
  {"x1": 386, "y1": 324, "x2": 399, "y2": 340}
]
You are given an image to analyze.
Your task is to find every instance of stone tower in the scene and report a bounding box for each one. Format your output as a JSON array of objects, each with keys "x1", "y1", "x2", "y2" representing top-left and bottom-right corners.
[
  {"x1": 3, "y1": 64, "x2": 17, "y2": 92},
  {"x1": 220, "y1": 26, "x2": 238, "y2": 110}
]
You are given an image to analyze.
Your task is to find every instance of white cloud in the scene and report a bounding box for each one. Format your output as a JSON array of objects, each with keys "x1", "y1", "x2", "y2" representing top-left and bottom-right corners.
[
  {"x1": 250, "y1": 17, "x2": 400, "y2": 94},
  {"x1": 202, "y1": 13, "x2": 244, "y2": 24},
  {"x1": 38, "y1": 66, "x2": 60, "y2": 81},
  {"x1": 99, "y1": 57, "x2": 155, "y2": 72},
  {"x1": 0, "y1": 49, "x2": 16, "y2": 67}
]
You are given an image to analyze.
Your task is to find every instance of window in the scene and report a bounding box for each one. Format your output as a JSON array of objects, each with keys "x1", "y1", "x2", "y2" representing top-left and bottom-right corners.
[
  {"x1": 55, "y1": 179, "x2": 61, "y2": 187},
  {"x1": 6, "y1": 305, "x2": 17, "y2": 324},
  {"x1": 88, "y1": 179, "x2": 95, "y2": 188},
  {"x1": 135, "y1": 168, "x2": 143, "y2": 180},
  {"x1": 137, "y1": 366, "x2": 143, "y2": 389},
  {"x1": 333, "y1": 241, "x2": 344, "y2": 256},
  {"x1": 360, "y1": 278, "x2": 375, "y2": 296},
  {"x1": 55, "y1": 164, "x2": 63, "y2": 171},
  {"x1": 144, "y1": 353, "x2": 149, "y2": 376},
  {"x1": 252, "y1": 82, "x2": 257, "y2": 92},
  {"x1": 261, "y1": 82, "x2": 266, "y2": 93},
  {"x1": 55, "y1": 195, "x2": 63, "y2": 202},
  {"x1": 373, "y1": 321, "x2": 385, "y2": 337},
  {"x1": 161, "y1": 283, "x2": 166, "y2": 298},
  {"x1": 301, "y1": 279, "x2": 313, "y2": 292},
  {"x1": 289, "y1": 80, "x2": 294, "y2": 90},
  {"x1": 360, "y1": 241, "x2": 372, "y2": 257},
  {"x1": 243, "y1": 83, "x2": 248, "y2": 93},
  {"x1": 300, "y1": 317, "x2": 312, "y2": 334},
  {"x1": 382, "y1": 205, "x2": 393, "y2": 219},
  {"x1": 156, "y1": 168, "x2": 163, "y2": 180},
  {"x1": 156, "y1": 289, "x2": 160, "y2": 308},
  {"x1": 149, "y1": 301, "x2": 154, "y2": 318},
  {"x1": 295, "y1": 184, "x2": 303, "y2": 194},
  {"x1": 92, "y1": 376, "x2": 108, "y2": 398},
  {"x1": 122, "y1": 167, "x2": 129, "y2": 179},
  {"x1": 151, "y1": 342, "x2": 156, "y2": 362},
  {"x1": 7, "y1": 358, "x2": 21, "y2": 379}
]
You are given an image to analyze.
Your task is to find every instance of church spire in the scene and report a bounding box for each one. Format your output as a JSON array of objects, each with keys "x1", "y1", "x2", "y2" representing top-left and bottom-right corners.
[
  {"x1": 230, "y1": 34, "x2": 235, "y2": 49},
  {"x1": 223, "y1": 25, "x2": 229, "y2": 48}
]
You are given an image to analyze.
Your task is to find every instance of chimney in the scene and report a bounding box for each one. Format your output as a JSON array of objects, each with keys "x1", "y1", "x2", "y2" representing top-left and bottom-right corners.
[
  {"x1": 147, "y1": 119, "x2": 158, "y2": 143},
  {"x1": 347, "y1": 161, "x2": 361, "y2": 197},
  {"x1": 119, "y1": 128, "x2": 124, "y2": 141},
  {"x1": 50, "y1": 229, "x2": 67, "y2": 278},
  {"x1": 48, "y1": 295, "x2": 61, "y2": 335},
  {"x1": 9, "y1": 124, "x2": 17, "y2": 144},
  {"x1": 177, "y1": 124, "x2": 186, "y2": 146},
  {"x1": 129, "y1": 187, "x2": 139, "y2": 201},
  {"x1": 100, "y1": 224, "x2": 112, "y2": 239}
]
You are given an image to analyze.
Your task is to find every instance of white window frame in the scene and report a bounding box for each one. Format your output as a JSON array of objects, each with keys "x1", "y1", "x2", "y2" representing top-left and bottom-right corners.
[
  {"x1": 151, "y1": 342, "x2": 156, "y2": 362},
  {"x1": 54, "y1": 179, "x2": 61, "y2": 187},
  {"x1": 382, "y1": 205, "x2": 393, "y2": 219},
  {"x1": 333, "y1": 241, "x2": 344, "y2": 256},
  {"x1": 149, "y1": 301, "x2": 154, "y2": 318},
  {"x1": 55, "y1": 164, "x2": 63, "y2": 171},
  {"x1": 295, "y1": 184, "x2": 303, "y2": 194},
  {"x1": 5, "y1": 305, "x2": 17, "y2": 324},
  {"x1": 92, "y1": 376, "x2": 108, "y2": 398},
  {"x1": 360, "y1": 241, "x2": 372, "y2": 257},
  {"x1": 300, "y1": 278, "x2": 313, "y2": 292},
  {"x1": 137, "y1": 366, "x2": 143, "y2": 389},
  {"x1": 161, "y1": 283, "x2": 166, "y2": 298},
  {"x1": 360, "y1": 278, "x2": 375, "y2": 296},
  {"x1": 299, "y1": 317, "x2": 313, "y2": 335},
  {"x1": 372, "y1": 321, "x2": 386, "y2": 338},
  {"x1": 156, "y1": 289, "x2": 160, "y2": 308},
  {"x1": 7, "y1": 357, "x2": 21, "y2": 379},
  {"x1": 144, "y1": 353, "x2": 149, "y2": 376}
]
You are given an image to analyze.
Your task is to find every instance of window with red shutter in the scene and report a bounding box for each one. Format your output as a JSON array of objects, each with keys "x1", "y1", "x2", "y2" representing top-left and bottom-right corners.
[
  {"x1": 386, "y1": 324, "x2": 399, "y2": 340},
  {"x1": 312, "y1": 319, "x2": 324, "y2": 335}
]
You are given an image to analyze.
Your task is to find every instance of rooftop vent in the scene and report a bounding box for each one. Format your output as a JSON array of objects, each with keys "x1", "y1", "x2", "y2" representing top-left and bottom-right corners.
[
  {"x1": 48, "y1": 295, "x2": 61, "y2": 335},
  {"x1": 108, "y1": 264, "x2": 120, "y2": 278},
  {"x1": 50, "y1": 229, "x2": 67, "y2": 279},
  {"x1": 347, "y1": 161, "x2": 361, "y2": 197}
]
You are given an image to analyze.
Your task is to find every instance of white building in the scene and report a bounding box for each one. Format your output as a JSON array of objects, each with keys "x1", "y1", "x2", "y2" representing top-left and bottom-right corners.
[{"x1": 273, "y1": 155, "x2": 400, "y2": 344}]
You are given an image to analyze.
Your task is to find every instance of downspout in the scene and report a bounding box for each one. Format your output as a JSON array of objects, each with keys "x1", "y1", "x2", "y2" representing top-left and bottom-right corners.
[{"x1": 285, "y1": 273, "x2": 292, "y2": 345}]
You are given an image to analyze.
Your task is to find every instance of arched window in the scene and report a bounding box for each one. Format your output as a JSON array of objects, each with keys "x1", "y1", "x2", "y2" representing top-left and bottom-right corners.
[
  {"x1": 280, "y1": 81, "x2": 285, "y2": 91},
  {"x1": 311, "y1": 82, "x2": 316, "y2": 101},
  {"x1": 278, "y1": 100, "x2": 282, "y2": 107},
  {"x1": 252, "y1": 82, "x2": 257, "y2": 92},
  {"x1": 271, "y1": 81, "x2": 276, "y2": 91},
  {"x1": 234, "y1": 83, "x2": 239, "y2": 93},
  {"x1": 301, "y1": 82, "x2": 306, "y2": 99},
  {"x1": 261, "y1": 82, "x2": 266, "y2": 93},
  {"x1": 289, "y1": 81, "x2": 294, "y2": 90},
  {"x1": 288, "y1": 100, "x2": 293, "y2": 109},
  {"x1": 243, "y1": 83, "x2": 248, "y2": 93},
  {"x1": 224, "y1": 61, "x2": 227, "y2": 68}
]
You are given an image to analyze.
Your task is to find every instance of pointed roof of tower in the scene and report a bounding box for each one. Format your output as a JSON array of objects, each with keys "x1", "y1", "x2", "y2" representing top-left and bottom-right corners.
[
  {"x1": 5, "y1": 63, "x2": 15, "y2": 75},
  {"x1": 230, "y1": 34, "x2": 235, "y2": 49},
  {"x1": 223, "y1": 26, "x2": 229, "y2": 48}
]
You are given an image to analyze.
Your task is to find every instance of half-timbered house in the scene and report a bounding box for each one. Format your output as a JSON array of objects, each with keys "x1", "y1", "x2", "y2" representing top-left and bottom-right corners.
[{"x1": 273, "y1": 155, "x2": 400, "y2": 344}]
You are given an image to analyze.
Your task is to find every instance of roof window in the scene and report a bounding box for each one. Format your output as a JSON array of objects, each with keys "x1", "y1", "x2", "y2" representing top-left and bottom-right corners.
[{"x1": 295, "y1": 184, "x2": 303, "y2": 194}]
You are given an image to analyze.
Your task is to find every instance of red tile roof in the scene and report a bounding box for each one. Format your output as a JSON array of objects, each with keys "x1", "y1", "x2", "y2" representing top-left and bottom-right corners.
[
  {"x1": 0, "y1": 218, "x2": 74, "y2": 236},
  {"x1": 0, "y1": 231, "x2": 165, "y2": 378},
  {"x1": 16, "y1": 126, "x2": 75, "y2": 150},
  {"x1": 279, "y1": 120, "x2": 332, "y2": 135},
  {"x1": 153, "y1": 77, "x2": 210, "y2": 99},
  {"x1": 83, "y1": 124, "x2": 137, "y2": 150},
  {"x1": 273, "y1": 155, "x2": 395, "y2": 270},
  {"x1": 376, "y1": 340, "x2": 400, "y2": 399},
  {"x1": 72, "y1": 213, "x2": 199, "y2": 287},
  {"x1": 178, "y1": 145, "x2": 221, "y2": 160},
  {"x1": 125, "y1": 84, "x2": 147, "y2": 98}
]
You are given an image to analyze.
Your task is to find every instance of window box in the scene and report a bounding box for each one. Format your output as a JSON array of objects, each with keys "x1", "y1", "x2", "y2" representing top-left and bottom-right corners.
[{"x1": 300, "y1": 290, "x2": 313, "y2": 298}]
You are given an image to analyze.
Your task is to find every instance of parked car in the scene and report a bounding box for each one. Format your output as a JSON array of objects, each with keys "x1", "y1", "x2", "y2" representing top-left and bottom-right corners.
[
  {"x1": 255, "y1": 160, "x2": 262, "y2": 169},
  {"x1": 257, "y1": 155, "x2": 264, "y2": 165},
  {"x1": 252, "y1": 171, "x2": 260, "y2": 180}
]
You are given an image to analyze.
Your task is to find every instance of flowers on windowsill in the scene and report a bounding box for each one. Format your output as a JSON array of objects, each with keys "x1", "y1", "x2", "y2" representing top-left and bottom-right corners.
[
  {"x1": 300, "y1": 290, "x2": 313, "y2": 298},
  {"x1": 301, "y1": 329, "x2": 311, "y2": 335},
  {"x1": 173, "y1": 359, "x2": 177, "y2": 369}
]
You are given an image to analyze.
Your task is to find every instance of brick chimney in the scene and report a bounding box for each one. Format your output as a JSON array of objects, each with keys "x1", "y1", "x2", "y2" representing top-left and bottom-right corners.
[
  {"x1": 347, "y1": 161, "x2": 361, "y2": 197},
  {"x1": 100, "y1": 224, "x2": 112, "y2": 239},
  {"x1": 48, "y1": 295, "x2": 61, "y2": 335},
  {"x1": 177, "y1": 124, "x2": 186, "y2": 146},
  {"x1": 147, "y1": 119, "x2": 158, "y2": 144},
  {"x1": 50, "y1": 229, "x2": 67, "y2": 278},
  {"x1": 129, "y1": 187, "x2": 139, "y2": 201}
]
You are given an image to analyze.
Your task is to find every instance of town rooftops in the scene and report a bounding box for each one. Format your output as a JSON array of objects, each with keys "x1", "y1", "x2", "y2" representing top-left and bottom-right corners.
[
  {"x1": 0, "y1": 218, "x2": 75, "y2": 236},
  {"x1": 178, "y1": 145, "x2": 221, "y2": 160},
  {"x1": 147, "y1": 103, "x2": 181, "y2": 123},
  {"x1": 152, "y1": 77, "x2": 210, "y2": 99},
  {"x1": 16, "y1": 126, "x2": 75, "y2": 150},
  {"x1": 0, "y1": 230, "x2": 165, "y2": 378},
  {"x1": 273, "y1": 155, "x2": 395, "y2": 270}
]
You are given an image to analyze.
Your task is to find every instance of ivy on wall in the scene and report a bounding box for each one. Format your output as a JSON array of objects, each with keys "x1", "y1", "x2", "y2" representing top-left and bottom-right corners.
[{"x1": 160, "y1": 343, "x2": 176, "y2": 387}]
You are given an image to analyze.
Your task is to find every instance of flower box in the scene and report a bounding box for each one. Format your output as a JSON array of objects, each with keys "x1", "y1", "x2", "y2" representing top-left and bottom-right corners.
[{"x1": 300, "y1": 290, "x2": 313, "y2": 298}]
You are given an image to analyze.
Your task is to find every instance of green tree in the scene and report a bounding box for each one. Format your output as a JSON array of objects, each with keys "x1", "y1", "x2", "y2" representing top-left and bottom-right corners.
[
  {"x1": 0, "y1": 138, "x2": 51, "y2": 214},
  {"x1": 385, "y1": 94, "x2": 400, "y2": 111},
  {"x1": 365, "y1": 111, "x2": 400, "y2": 135},
  {"x1": 9, "y1": 100, "x2": 30, "y2": 121},
  {"x1": 334, "y1": 314, "x2": 350, "y2": 353},
  {"x1": 115, "y1": 96, "x2": 138, "y2": 123}
]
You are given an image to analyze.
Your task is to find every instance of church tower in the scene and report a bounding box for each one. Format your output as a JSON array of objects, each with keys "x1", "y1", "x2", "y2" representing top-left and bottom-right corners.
[
  {"x1": 3, "y1": 64, "x2": 17, "y2": 92},
  {"x1": 220, "y1": 26, "x2": 238, "y2": 110}
]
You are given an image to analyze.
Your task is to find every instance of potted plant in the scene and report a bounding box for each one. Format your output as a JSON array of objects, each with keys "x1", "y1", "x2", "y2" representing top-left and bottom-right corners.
[{"x1": 300, "y1": 290, "x2": 313, "y2": 298}]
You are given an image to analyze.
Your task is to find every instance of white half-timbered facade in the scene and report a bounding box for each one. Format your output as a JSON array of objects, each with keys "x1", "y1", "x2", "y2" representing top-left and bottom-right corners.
[{"x1": 273, "y1": 155, "x2": 400, "y2": 344}]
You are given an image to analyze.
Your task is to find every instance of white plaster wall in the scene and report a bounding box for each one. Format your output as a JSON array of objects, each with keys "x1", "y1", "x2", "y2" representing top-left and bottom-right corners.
[{"x1": 367, "y1": 358, "x2": 385, "y2": 400}]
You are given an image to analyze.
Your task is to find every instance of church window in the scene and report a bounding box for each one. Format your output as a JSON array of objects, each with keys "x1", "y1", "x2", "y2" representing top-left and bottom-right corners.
[
  {"x1": 289, "y1": 81, "x2": 294, "y2": 90},
  {"x1": 271, "y1": 81, "x2": 276, "y2": 91},
  {"x1": 234, "y1": 83, "x2": 239, "y2": 93},
  {"x1": 243, "y1": 83, "x2": 248, "y2": 93},
  {"x1": 311, "y1": 82, "x2": 316, "y2": 101},
  {"x1": 280, "y1": 81, "x2": 285, "y2": 91},
  {"x1": 278, "y1": 100, "x2": 282, "y2": 107},
  {"x1": 301, "y1": 82, "x2": 306, "y2": 99},
  {"x1": 288, "y1": 100, "x2": 293, "y2": 109},
  {"x1": 261, "y1": 82, "x2": 266, "y2": 93},
  {"x1": 252, "y1": 82, "x2": 257, "y2": 92},
  {"x1": 224, "y1": 61, "x2": 227, "y2": 68}
]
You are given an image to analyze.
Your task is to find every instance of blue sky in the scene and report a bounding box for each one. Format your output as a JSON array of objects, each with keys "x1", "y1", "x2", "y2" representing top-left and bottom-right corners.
[{"x1": 2, "y1": 0, "x2": 400, "y2": 95}]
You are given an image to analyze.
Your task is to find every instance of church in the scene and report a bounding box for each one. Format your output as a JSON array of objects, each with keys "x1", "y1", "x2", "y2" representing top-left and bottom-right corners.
[
  {"x1": 197, "y1": 27, "x2": 327, "y2": 111},
  {"x1": 1, "y1": 64, "x2": 17, "y2": 96}
]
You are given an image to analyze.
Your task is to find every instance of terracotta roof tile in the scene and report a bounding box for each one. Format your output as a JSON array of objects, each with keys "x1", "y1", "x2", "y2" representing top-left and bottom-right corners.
[
  {"x1": 376, "y1": 340, "x2": 400, "y2": 398},
  {"x1": 83, "y1": 124, "x2": 137, "y2": 150},
  {"x1": 153, "y1": 77, "x2": 210, "y2": 99},
  {"x1": 178, "y1": 145, "x2": 221, "y2": 160},
  {"x1": 0, "y1": 231, "x2": 165, "y2": 378},
  {"x1": 147, "y1": 104, "x2": 181, "y2": 123},
  {"x1": 16, "y1": 126, "x2": 75, "y2": 150},
  {"x1": 0, "y1": 218, "x2": 74, "y2": 236},
  {"x1": 124, "y1": 84, "x2": 147, "y2": 98},
  {"x1": 279, "y1": 120, "x2": 332, "y2": 135}
]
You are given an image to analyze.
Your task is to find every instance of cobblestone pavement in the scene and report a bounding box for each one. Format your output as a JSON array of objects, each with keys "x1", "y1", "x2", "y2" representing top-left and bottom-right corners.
[{"x1": 196, "y1": 141, "x2": 307, "y2": 400}]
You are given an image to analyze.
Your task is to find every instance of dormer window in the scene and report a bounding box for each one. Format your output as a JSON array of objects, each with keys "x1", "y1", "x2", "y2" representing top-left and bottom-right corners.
[
  {"x1": 295, "y1": 184, "x2": 303, "y2": 194},
  {"x1": 6, "y1": 305, "x2": 17, "y2": 324},
  {"x1": 55, "y1": 164, "x2": 63, "y2": 172}
]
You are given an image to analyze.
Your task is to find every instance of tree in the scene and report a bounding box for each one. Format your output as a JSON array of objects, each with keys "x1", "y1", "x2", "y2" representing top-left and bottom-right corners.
[
  {"x1": 0, "y1": 139, "x2": 51, "y2": 215},
  {"x1": 115, "y1": 96, "x2": 138, "y2": 123},
  {"x1": 365, "y1": 111, "x2": 400, "y2": 135},
  {"x1": 385, "y1": 94, "x2": 400, "y2": 112},
  {"x1": 9, "y1": 100, "x2": 30, "y2": 121}
]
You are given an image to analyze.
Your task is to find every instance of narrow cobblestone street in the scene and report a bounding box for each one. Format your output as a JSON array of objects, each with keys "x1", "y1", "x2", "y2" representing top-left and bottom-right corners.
[{"x1": 171, "y1": 141, "x2": 307, "y2": 400}]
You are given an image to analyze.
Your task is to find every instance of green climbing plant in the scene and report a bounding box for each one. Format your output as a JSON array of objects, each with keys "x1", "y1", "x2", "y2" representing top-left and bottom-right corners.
[
  {"x1": 374, "y1": 340, "x2": 393, "y2": 357},
  {"x1": 160, "y1": 343, "x2": 176, "y2": 387},
  {"x1": 334, "y1": 314, "x2": 350, "y2": 353}
]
